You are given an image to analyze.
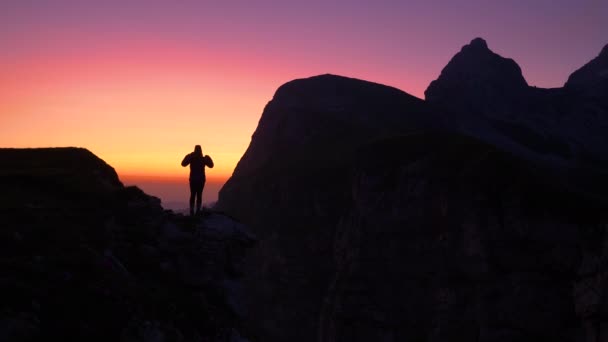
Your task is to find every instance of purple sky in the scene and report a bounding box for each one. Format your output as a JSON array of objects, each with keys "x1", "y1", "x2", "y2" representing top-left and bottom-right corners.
[{"x1": 2, "y1": 0, "x2": 606, "y2": 95}]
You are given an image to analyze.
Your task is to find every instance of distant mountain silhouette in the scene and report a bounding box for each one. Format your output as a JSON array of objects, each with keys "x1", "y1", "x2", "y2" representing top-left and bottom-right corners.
[{"x1": 217, "y1": 39, "x2": 608, "y2": 341}]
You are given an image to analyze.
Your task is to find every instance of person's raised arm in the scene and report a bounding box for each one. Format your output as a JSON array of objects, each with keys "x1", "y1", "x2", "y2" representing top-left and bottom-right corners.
[
  {"x1": 181, "y1": 153, "x2": 191, "y2": 167},
  {"x1": 205, "y1": 155, "x2": 214, "y2": 168}
]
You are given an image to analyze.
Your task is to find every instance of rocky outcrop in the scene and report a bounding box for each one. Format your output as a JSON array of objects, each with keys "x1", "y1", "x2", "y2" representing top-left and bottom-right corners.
[
  {"x1": 0, "y1": 148, "x2": 256, "y2": 341},
  {"x1": 217, "y1": 39, "x2": 608, "y2": 341}
]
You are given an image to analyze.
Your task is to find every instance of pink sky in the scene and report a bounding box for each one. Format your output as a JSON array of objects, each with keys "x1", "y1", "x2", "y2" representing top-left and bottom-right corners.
[{"x1": 1, "y1": 1, "x2": 606, "y2": 206}]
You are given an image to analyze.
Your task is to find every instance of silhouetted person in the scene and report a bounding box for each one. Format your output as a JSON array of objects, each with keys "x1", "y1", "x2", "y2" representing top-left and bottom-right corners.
[{"x1": 181, "y1": 145, "x2": 214, "y2": 216}]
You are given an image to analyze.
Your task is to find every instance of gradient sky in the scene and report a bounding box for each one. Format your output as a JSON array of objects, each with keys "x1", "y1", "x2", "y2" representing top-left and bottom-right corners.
[{"x1": 1, "y1": 0, "x2": 607, "y2": 203}]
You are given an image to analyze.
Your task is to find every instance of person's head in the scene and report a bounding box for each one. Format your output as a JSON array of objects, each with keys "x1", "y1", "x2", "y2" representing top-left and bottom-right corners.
[{"x1": 194, "y1": 145, "x2": 202, "y2": 156}]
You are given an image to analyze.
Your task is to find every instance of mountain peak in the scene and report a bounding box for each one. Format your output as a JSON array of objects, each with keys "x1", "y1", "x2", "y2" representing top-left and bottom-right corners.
[
  {"x1": 467, "y1": 37, "x2": 488, "y2": 50},
  {"x1": 424, "y1": 38, "x2": 528, "y2": 106},
  {"x1": 272, "y1": 74, "x2": 408, "y2": 102}
]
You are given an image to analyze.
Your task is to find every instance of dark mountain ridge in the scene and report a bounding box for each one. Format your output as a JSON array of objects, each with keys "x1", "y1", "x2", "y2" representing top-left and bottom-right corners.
[
  {"x1": 217, "y1": 38, "x2": 608, "y2": 341},
  {"x1": 425, "y1": 38, "x2": 608, "y2": 170}
]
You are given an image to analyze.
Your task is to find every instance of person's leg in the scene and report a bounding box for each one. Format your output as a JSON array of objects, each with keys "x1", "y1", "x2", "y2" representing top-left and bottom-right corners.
[
  {"x1": 195, "y1": 181, "x2": 204, "y2": 214},
  {"x1": 198, "y1": 181, "x2": 206, "y2": 214},
  {"x1": 189, "y1": 181, "x2": 196, "y2": 216}
]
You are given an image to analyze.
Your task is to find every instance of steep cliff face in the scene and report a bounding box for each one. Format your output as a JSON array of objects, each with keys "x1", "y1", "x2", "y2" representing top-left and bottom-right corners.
[
  {"x1": 217, "y1": 39, "x2": 608, "y2": 342},
  {"x1": 219, "y1": 74, "x2": 428, "y2": 232},
  {"x1": 230, "y1": 74, "x2": 425, "y2": 177},
  {"x1": 217, "y1": 74, "x2": 430, "y2": 341},
  {"x1": 0, "y1": 148, "x2": 255, "y2": 341}
]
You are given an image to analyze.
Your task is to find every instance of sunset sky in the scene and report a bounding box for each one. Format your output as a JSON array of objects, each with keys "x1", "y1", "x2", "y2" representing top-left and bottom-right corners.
[{"x1": 1, "y1": 1, "x2": 606, "y2": 206}]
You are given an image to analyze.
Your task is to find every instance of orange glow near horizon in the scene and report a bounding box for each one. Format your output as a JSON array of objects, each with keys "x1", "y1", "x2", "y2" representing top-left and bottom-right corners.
[
  {"x1": 2, "y1": 2, "x2": 606, "y2": 199},
  {"x1": 0, "y1": 33, "x2": 431, "y2": 183},
  {"x1": 0, "y1": 41, "x2": 277, "y2": 181}
]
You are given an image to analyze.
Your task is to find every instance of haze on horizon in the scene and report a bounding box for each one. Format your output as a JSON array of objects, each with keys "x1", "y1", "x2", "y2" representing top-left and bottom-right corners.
[{"x1": 1, "y1": 0, "x2": 606, "y2": 206}]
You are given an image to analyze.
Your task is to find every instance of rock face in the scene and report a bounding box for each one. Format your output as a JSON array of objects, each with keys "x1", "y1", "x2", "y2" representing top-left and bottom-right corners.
[
  {"x1": 217, "y1": 39, "x2": 608, "y2": 341},
  {"x1": 0, "y1": 148, "x2": 256, "y2": 341}
]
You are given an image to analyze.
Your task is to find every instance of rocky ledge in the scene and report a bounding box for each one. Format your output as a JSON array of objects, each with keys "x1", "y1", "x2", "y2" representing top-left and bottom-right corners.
[{"x1": 0, "y1": 148, "x2": 256, "y2": 342}]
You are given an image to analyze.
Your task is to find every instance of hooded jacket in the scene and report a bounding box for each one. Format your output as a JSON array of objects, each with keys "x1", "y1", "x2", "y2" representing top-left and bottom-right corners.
[{"x1": 181, "y1": 153, "x2": 214, "y2": 181}]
